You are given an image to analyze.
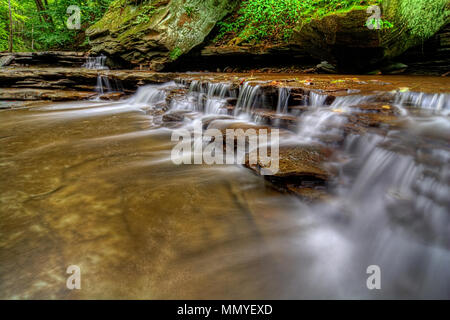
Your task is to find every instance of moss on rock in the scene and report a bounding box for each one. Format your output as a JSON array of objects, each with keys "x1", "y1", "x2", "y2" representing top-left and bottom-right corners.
[
  {"x1": 381, "y1": 0, "x2": 450, "y2": 57},
  {"x1": 87, "y1": 0, "x2": 239, "y2": 70}
]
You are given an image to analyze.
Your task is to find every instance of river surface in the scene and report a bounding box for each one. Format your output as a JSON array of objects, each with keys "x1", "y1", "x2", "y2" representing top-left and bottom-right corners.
[{"x1": 0, "y1": 75, "x2": 449, "y2": 299}]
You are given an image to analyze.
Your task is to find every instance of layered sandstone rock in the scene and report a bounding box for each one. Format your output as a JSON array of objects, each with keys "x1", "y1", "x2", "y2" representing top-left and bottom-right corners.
[{"x1": 86, "y1": 0, "x2": 238, "y2": 70}]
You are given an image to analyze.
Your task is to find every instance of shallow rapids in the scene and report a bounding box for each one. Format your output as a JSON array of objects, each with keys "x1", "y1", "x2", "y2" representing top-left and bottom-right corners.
[{"x1": 0, "y1": 78, "x2": 449, "y2": 299}]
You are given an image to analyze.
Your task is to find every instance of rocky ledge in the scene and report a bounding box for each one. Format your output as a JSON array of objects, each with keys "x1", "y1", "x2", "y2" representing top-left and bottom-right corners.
[{"x1": 0, "y1": 52, "x2": 87, "y2": 68}]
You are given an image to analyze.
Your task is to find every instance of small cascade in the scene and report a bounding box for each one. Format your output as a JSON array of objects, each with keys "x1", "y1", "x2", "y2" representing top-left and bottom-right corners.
[
  {"x1": 275, "y1": 87, "x2": 291, "y2": 114},
  {"x1": 94, "y1": 76, "x2": 124, "y2": 96},
  {"x1": 333, "y1": 130, "x2": 450, "y2": 245},
  {"x1": 330, "y1": 94, "x2": 376, "y2": 109},
  {"x1": 206, "y1": 82, "x2": 231, "y2": 99},
  {"x1": 129, "y1": 82, "x2": 175, "y2": 106},
  {"x1": 188, "y1": 80, "x2": 202, "y2": 94},
  {"x1": 308, "y1": 92, "x2": 328, "y2": 107},
  {"x1": 96, "y1": 75, "x2": 111, "y2": 94},
  {"x1": 234, "y1": 82, "x2": 262, "y2": 116},
  {"x1": 204, "y1": 82, "x2": 231, "y2": 114},
  {"x1": 393, "y1": 91, "x2": 450, "y2": 115},
  {"x1": 174, "y1": 81, "x2": 232, "y2": 114},
  {"x1": 83, "y1": 55, "x2": 108, "y2": 70},
  {"x1": 82, "y1": 55, "x2": 125, "y2": 97}
]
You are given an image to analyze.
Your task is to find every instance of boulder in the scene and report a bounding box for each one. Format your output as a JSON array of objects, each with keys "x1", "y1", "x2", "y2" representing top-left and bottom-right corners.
[
  {"x1": 260, "y1": 144, "x2": 331, "y2": 181},
  {"x1": 244, "y1": 143, "x2": 333, "y2": 199},
  {"x1": 86, "y1": 0, "x2": 239, "y2": 70},
  {"x1": 0, "y1": 55, "x2": 14, "y2": 67}
]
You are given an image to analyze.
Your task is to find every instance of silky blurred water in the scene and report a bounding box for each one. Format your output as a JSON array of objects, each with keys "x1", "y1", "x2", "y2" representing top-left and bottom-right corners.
[{"x1": 0, "y1": 82, "x2": 449, "y2": 299}]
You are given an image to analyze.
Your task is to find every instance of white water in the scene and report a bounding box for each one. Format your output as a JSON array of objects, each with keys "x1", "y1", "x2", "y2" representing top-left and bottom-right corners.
[
  {"x1": 25, "y1": 81, "x2": 447, "y2": 299},
  {"x1": 234, "y1": 82, "x2": 262, "y2": 116},
  {"x1": 276, "y1": 87, "x2": 291, "y2": 114},
  {"x1": 83, "y1": 55, "x2": 108, "y2": 70}
]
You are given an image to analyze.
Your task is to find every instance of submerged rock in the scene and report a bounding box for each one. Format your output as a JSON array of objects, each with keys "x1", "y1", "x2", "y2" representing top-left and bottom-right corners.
[{"x1": 162, "y1": 110, "x2": 192, "y2": 122}]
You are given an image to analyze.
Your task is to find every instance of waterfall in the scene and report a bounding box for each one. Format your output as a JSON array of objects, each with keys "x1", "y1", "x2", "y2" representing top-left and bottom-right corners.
[
  {"x1": 95, "y1": 75, "x2": 111, "y2": 94},
  {"x1": 83, "y1": 55, "x2": 108, "y2": 70},
  {"x1": 204, "y1": 82, "x2": 230, "y2": 114},
  {"x1": 234, "y1": 82, "x2": 261, "y2": 116},
  {"x1": 276, "y1": 87, "x2": 291, "y2": 114},
  {"x1": 393, "y1": 91, "x2": 450, "y2": 115},
  {"x1": 173, "y1": 81, "x2": 232, "y2": 114},
  {"x1": 83, "y1": 55, "x2": 125, "y2": 96},
  {"x1": 335, "y1": 130, "x2": 450, "y2": 239},
  {"x1": 128, "y1": 82, "x2": 175, "y2": 106},
  {"x1": 308, "y1": 92, "x2": 328, "y2": 107}
]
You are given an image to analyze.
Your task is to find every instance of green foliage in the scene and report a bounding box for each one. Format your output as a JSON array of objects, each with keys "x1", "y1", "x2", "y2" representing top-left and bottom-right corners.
[
  {"x1": 366, "y1": 18, "x2": 394, "y2": 29},
  {"x1": 185, "y1": 6, "x2": 194, "y2": 18},
  {"x1": 169, "y1": 46, "x2": 182, "y2": 60},
  {"x1": 135, "y1": 3, "x2": 156, "y2": 24},
  {"x1": 0, "y1": 0, "x2": 114, "y2": 52},
  {"x1": 215, "y1": 0, "x2": 382, "y2": 43},
  {"x1": 384, "y1": 0, "x2": 449, "y2": 40}
]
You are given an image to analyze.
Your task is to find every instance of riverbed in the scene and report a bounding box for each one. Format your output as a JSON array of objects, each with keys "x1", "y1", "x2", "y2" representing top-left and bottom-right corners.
[{"x1": 0, "y1": 74, "x2": 449, "y2": 299}]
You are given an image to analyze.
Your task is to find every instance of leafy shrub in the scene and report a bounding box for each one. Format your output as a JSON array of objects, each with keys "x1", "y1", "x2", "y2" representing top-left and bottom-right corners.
[{"x1": 215, "y1": 0, "x2": 381, "y2": 44}]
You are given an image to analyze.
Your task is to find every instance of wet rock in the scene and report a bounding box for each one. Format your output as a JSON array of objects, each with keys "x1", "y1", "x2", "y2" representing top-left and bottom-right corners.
[
  {"x1": 98, "y1": 92, "x2": 125, "y2": 101},
  {"x1": 146, "y1": 109, "x2": 165, "y2": 117},
  {"x1": 381, "y1": 62, "x2": 408, "y2": 74},
  {"x1": 252, "y1": 109, "x2": 298, "y2": 129},
  {"x1": 209, "y1": 120, "x2": 277, "y2": 137},
  {"x1": 285, "y1": 185, "x2": 329, "y2": 202},
  {"x1": 316, "y1": 61, "x2": 337, "y2": 74},
  {"x1": 0, "y1": 67, "x2": 178, "y2": 92},
  {"x1": 244, "y1": 143, "x2": 333, "y2": 199},
  {"x1": 201, "y1": 115, "x2": 234, "y2": 130},
  {"x1": 0, "y1": 88, "x2": 97, "y2": 101},
  {"x1": 264, "y1": 144, "x2": 331, "y2": 180},
  {"x1": 162, "y1": 110, "x2": 192, "y2": 122}
]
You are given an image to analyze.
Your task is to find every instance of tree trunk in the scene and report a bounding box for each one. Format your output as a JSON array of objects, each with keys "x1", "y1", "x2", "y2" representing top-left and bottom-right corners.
[
  {"x1": 8, "y1": 0, "x2": 13, "y2": 52},
  {"x1": 34, "y1": 0, "x2": 53, "y2": 25}
]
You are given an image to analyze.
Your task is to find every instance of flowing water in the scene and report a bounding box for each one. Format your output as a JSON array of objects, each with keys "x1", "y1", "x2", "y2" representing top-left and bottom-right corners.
[
  {"x1": 84, "y1": 55, "x2": 123, "y2": 95},
  {"x1": 0, "y1": 76, "x2": 449, "y2": 299}
]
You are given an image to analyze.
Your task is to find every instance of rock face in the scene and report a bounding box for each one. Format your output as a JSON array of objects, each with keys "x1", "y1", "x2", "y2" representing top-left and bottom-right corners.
[
  {"x1": 399, "y1": 24, "x2": 450, "y2": 75},
  {"x1": 86, "y1": 0, "x2": 238, "y2": 70},
  {"x1": 87, "y1": 0, "x2": 449, "y2": 72},
  {"x1": 293, "y1": 9, "x2": 385, "y2": 72},
  {"x1": 292, "y1": 0, "x2": 450, "y2": 72}
]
